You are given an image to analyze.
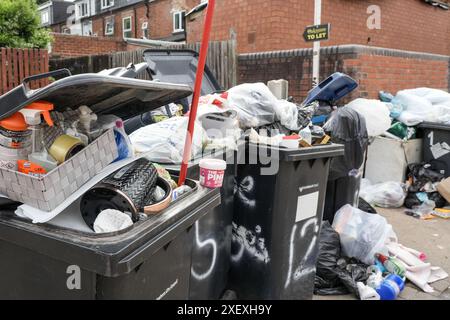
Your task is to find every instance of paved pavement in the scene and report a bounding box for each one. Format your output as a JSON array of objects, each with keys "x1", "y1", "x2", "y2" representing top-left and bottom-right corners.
[{"x1": 314, "y1": 207, "x2": 450, "y2": 300}]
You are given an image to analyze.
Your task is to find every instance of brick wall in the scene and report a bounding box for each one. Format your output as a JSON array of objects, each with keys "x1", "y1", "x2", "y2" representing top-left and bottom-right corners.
[
  {"x1": 90, "y1": 0, "x2": 198, "y2": 40},
  {"x1": 187, "y1": 0, "x2": 450, "y2": 55},
  {"x1": 147, "y1": 0, "x2": 198, "y2": 39},
  {"x1": 51, "y1": 33, "x2": 127, "y2": 58},
  {"x1": 238, "y1": 45, "x2": 450, "y2": 104}
]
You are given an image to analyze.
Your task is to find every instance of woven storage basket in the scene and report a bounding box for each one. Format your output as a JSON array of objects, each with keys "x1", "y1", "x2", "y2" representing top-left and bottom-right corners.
[{"x1": 0, "y1": 128, "x2": 118, "y2": 212}]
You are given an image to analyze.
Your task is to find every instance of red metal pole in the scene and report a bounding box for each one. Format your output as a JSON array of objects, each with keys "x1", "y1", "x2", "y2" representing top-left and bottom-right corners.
[{"x1": 178, "y1": 0, "x2": 216, "y2": 187}]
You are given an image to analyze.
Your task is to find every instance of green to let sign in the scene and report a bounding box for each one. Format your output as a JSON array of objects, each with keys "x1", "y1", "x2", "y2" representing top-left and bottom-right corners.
[{"x1": 303, "y1": 24, "x2": 330, "y2": 42}]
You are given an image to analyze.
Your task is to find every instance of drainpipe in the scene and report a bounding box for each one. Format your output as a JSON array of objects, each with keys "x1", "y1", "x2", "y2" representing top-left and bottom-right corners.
[{"x1": 134, "y1": 7, "x2": 138, "y2": 38}]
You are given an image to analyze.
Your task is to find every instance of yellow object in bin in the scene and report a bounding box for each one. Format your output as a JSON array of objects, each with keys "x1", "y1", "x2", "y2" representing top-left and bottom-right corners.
[{"x1": 49, "y1": 135, "x2": 85, "y2": 164}]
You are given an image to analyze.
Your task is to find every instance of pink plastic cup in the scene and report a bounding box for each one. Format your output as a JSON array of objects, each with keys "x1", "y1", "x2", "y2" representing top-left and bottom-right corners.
[{"x1": 199, "y1": 159, "x2": 227, "y2": 189}]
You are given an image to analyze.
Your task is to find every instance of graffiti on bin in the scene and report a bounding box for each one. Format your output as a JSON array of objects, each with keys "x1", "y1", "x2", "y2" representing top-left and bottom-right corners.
[
  {"x1": 234, "y1": 176, "x2": 256, "y2": 210},
  {"x1": 231, "y1": 223, "x2": 270, "y2": 264},
  {"x1": 191, "y1": 221, "x2": 218, "y2": 281},
  {"x1": 284, "y1": 217, "x2": 320, "y2": 289}
]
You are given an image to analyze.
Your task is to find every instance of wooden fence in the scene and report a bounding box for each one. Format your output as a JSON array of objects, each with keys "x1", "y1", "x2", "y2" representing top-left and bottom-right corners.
[
  {"x1": 0, "y1": 48, "x2": 49, "y2": 95},
  {"x1": 50, "y1": 40, "x2": 237, "y2": 90}
]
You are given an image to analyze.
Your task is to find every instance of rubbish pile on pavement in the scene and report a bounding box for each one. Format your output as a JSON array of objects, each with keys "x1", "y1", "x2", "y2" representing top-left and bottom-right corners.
[
  {"x1": 313, "y1": 86, "x2": 450, "y2": 300},
  {"x1": 315, "y1": 205, "x2": 449, "y2": 300}
]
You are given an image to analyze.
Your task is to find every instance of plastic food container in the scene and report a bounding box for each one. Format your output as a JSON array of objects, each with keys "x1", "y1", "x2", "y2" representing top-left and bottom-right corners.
[{"x1": 199, "y1": 159, "x2": 227, "y2": 189}]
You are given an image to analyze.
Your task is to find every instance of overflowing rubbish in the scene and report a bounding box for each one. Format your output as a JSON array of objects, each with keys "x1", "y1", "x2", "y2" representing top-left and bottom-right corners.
[
  {"x1": 314, "y1": 222, "x2": 370, "y2": 297},
  {"x1": 404, "y1": 200, "x2": 436, "y2": 220},
  {"x1": 386, "y1": 242, "x2": 448, "y2": 293},
  {"x1": 393, "y1": 88, "x2": 450, "y2": 126},
  {"x1": 227, "y1": 83, "x2": 301, "y2": 130},
  {"x1": 332, "y1": 205, "x2": 397, "y2": 265},
  {"x1": 0, "y1": 53, "x2": 448, "y2": 301},
  {"x1": 403, "y1": 163, "x2": 449, "y2": 213},
  {"x1": 80, "y1": 158, "x2": 160, "y2": 229},
  {"x1": 345, "y1": 98, "x2": 391, "y2": 137},
  {"x1": 316, "y1": 201, "x2": 449, "y2": 300},
  {"x1": 130, "y1": 117, "x2": 208, "y2": 164},
  {"x1": 360, "y1": 180, "x2": 407, "y2": 208},
  {"x1": 13, "y1": 156, "x2": 140, "y2": 223}
]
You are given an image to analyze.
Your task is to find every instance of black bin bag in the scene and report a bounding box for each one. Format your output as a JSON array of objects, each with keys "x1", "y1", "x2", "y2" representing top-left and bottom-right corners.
[
  {"x1": 324, "y1": 107, "x2": 369, "y2": 181},
  {"x1": 314, "y1": 222, "x2": 369, "y2": 297}
]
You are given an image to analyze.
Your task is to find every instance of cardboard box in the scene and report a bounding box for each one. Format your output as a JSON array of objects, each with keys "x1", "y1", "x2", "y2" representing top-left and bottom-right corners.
[
  {"x1": 437, "y1": 177, "x2": 450, "y2": 203},
  {"x1": 364, "y1": 137, "x2": 423, "y2": 184}
]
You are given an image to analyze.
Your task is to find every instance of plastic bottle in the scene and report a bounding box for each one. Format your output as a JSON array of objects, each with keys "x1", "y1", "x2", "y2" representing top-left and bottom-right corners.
[
  {"x1": 18, "y1": 102, "x2": 58, "y2": 174},
  {"x1": 376, "y1": 254, "x2": 406, "y2": 278},
  {"x1": 76, "y1": 106, "x2": 101, "y2": 143},
  {"x1": 376, "y1": 275, "x2": 405, "y2": 300}
]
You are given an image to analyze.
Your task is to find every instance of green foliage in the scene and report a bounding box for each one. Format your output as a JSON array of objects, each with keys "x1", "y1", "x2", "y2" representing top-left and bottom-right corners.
[{"x1": 0, "y1": 0, "x2": 53, "y2": 48}]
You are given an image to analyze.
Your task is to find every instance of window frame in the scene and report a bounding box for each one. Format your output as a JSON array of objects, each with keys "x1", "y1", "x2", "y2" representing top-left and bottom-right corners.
[
  {"x1": 173, "y1": 11, "x2": 186, "y2": 33},
  {"x1": 105, "y1": 20, "x2": 115, "y2": 36},
  {"x1": 101, "y1": 0, "x2": 115, "y2": 10},
  {"x1": 41, "y1": 10, "x2": 50, "y2": 25},
  {"x1": 122, "y1": 16, "x2": 132, "y2": 39},
  {"x1": 77, "y1": 1, "x2": 89, "y2": 19}
]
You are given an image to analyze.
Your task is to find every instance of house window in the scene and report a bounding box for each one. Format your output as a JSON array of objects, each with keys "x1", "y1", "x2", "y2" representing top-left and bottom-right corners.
[
  {"x1": 41, "y1": 10, "x2": 49, "y2": 24},
  {"x1": 78, "y1": 2, "x2": 89, "y2": 18},
  {"x1": 173, "y1": 11, "x2": 185, "y2": 32},
  {"x1": 105, "y1": 21, "x2": 114, "y2": 36},
  {"x1": 123, "y1": 16, "x2": 132, "y2": 38},
  {"x1": 101, "y1": 0, "x2": 114, "y2": 10},
  {"x1": 142, "y1": 22, "x2": 149, "y2": 38}
]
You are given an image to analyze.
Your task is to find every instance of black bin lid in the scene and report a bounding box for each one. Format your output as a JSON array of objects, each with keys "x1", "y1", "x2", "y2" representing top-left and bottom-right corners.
[
  {"x1": 0, "y1": 69, "x2": 193, "y2": 121},
  {"x1": 143, "y1": 49, "x2": 221, "y2": 99}
]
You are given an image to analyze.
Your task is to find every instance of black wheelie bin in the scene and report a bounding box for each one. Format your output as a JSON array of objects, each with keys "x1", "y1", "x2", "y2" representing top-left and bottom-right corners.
[
  {"x1": 0, "y1": 70, "x2": 221, "y2": 300},
  {"x1": 418, "y1": 122, "x2": 450, "y2": 178},
  {"x1": 228, "y1": 73, "x2": 358, "y2": 300},
  {"x1": 230, "y1": 142, "x2": 344, "y2": 300}
]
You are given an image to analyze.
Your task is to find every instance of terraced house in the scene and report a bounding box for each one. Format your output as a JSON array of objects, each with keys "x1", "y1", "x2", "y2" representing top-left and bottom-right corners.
[{"x1": 39, "y1": 0, "x2": 203, "y2": 42}]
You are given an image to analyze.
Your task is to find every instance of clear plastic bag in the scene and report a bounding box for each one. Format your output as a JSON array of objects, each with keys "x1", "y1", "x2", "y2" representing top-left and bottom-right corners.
[
  {"x1": 395, "y1": 88, "x2": 450, "y2": 126},
  {"x1": 360, "y1": 180, "x2": 407, "y2": 208},
  {"x1": 332, "y1": 205, "x2": 397, "y2": 265},
  {"x1": 345, "y1": 98, "x2": 391, "y2": 137},
  {"x1": 227, "y1": 83, "x2": 300, "y2": 130},
  {"x1": 129, "y1": 117, "x2": 207, "y2": 164}
]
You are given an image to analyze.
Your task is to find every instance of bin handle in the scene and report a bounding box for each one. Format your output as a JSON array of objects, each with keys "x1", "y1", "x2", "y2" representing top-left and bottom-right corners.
[
  {"x1": 286, "y1": 148, "x2": 344, "y2": 162},
  {"x1": 22, "y1": 69, "x2": 72, "y2": 92}
]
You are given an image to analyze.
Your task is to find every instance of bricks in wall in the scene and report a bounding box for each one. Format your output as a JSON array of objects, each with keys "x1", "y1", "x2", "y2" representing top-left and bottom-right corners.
[
  {"x1": 51, "y1": 33, "x2": 127, "y2": 58},
  {"x1": 187, "y1": 0, "x2": 450, "y2": 56},
  {"x1": 238, "y1": 46, "x2": 450, "y2": 103}
]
